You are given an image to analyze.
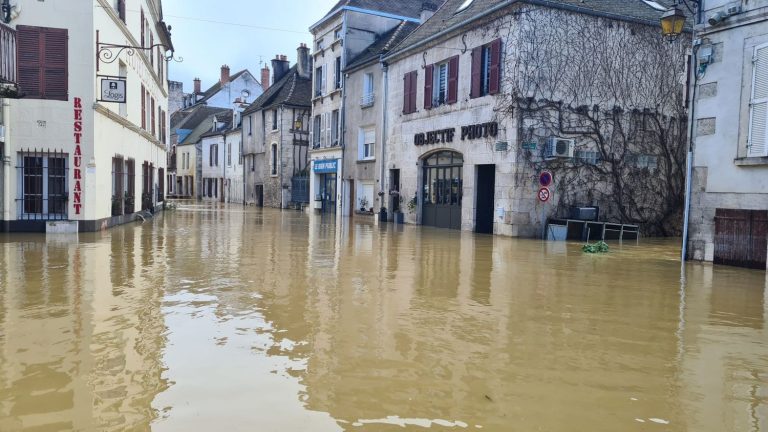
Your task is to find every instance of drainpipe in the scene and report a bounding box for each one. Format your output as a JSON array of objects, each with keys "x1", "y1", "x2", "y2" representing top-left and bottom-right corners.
[
  {"x1": 379, "y1": 59, "x2": 389, "y2": 212},
  {"x1": 339, "y1": 10, "x2": 348, "y2": 216},
  {"x1": 1, "y1": 98, "x2": 9, "y2": 222},
  {"x1": 242, "y1": 122, "x2": 246, "y2": 205}
]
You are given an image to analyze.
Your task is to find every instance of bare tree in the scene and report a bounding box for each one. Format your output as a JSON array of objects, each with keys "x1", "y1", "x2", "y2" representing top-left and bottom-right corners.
[{"x1": 490, "y1": 7, "x2": 689, "y2": 236}]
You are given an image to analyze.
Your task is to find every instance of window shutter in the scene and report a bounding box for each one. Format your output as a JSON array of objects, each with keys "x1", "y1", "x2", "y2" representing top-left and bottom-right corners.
[
  {"x1": 43, "y1": 28, "x2": 68, "y2": 101},
  {"x1": 489, "y1": 38, "x2": 502, "y2": 95},
  {"x1": 447, "y1": 55, "x2": 459, "y2": 104},
  {"x1": 322, "y1": 65, "x2": 327, "y2": 94},
  {"x1": 424, "y1": 64, "x2": 434, "y2": 109},
  {"x1": 749, "y1": 44, "x2": 768, "y2": 157},
  {"x1": 16, "y1": 26, "x2": 42, "y2": 98},
  {"x1": 409, "y1": 71, "x2": 417, "y2": 114},
  {"x1": 140, "y1": 9, "x2": 145, "y2": 47},
  {"x1": 150, "y1": 33, "x2": 154, "y2": 66},
  {"x1": 141, "y1": 85, "x2": 146, "y2": 129},
  {"x1": 403, "y1": 73, "x2": 410, "y2": 114},
  {"x1": 151, "y1": 98, "x2": 156, "y2": 136},
  {"x1": 470, "y1": 46, "x2": 482, "y2": 99}
]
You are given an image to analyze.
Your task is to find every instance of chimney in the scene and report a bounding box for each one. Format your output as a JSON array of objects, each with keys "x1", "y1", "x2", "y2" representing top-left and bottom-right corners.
[
  {"x1": 421, "y1": 2, "x2": 437, "y2": 22},
  {"x1": 297, "y1": 43, "x2": 311, "y2": 79},
  {"x1": 261, "y1": 65, "x2": 271, "y2": 91},
  {"x1": 193, "y1": 77, "x2": 201, "y2": 94},
  {"x1": 271, "y1": 55, "x2": 290, "y2": 84},
  {"x1": 220, "y1": 65, "x2": 231, "y2": 85}
]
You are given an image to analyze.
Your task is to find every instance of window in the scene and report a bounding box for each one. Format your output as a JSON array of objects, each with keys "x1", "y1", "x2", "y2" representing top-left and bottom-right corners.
[
  {"x1": 456, "y1": 0, "x2": 474, "y2": 13},
  {"x1": 315, "y1": 66, "x2": 324, "y2": 97},
  {"x1": 334, "y1": 28, "x2": 342, "y2": 40},
  {"x1": 272, "y1": 109, "x2": 278, "y2": 130},
  {"x1": 361, "y1": 73, "x2": 374, "y2": 107},
  {"x1": 425, "y1": 56, "x2": 458, "y2": 108},
  {"x1": 247, "y1": 115, "x2": 252, "y2": 136},
  {"x1": 151, "y1": 97, "x2": 156, "y2": 136},
  {"x1": 239, "y1": 140, "x2": 243, "y2": 165},
  {"x1": 116, "y1": 0, "x2": 126, "y2": 22},
  {"x1": 627, "y1": 153, "x2": 658, "y2": 170},
  {"x1": 250, "y1": 155, "x2": 255, "y2": 172},
  {"x1": 271, "y1": 143, "x2": 278, "y2": 176},
  {"x1": 313, "y1": 115, "x2": 321, "y2": 148},
  {"x1": 335, "y1": 57, "x2": 342, "y2": 89},
  {"x1": 471, "y1": 39, "x2": 502, "y2": 98},
  {"x1": 16, "y1": 26, "x2": 68, "y2": 101},
  {"x1": 209, "y1": 143, "x2": 218, "y2": 167},
  {"x1": 748, "y1": 42, "x2": 768, "y2": 157},
  {"x1": 316, "y1": 38, "x2": 325, "y2": 51},
  {"x1": 575, "y1": 150, "x2": 599, "y2": 165},
  {"x1": 331, "y1": 110, "x2": 339, "y2": 146},
  {"x1": 227, "y1": 142, "x2": 232, "y2": 166},
  {"x1": 18, "y1": 152, "x2": 67, "y2": 219},
  {"x1": 402, "y1": 70, "x2": 418, "y2": 114},
  {"x1": 359, "y1": 128, "x2": 375, "y2": 160}
]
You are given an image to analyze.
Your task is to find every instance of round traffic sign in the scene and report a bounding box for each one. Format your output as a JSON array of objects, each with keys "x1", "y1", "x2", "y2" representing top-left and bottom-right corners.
[
  {"x1": 539, "y1": 171, "x2": 553, "y2": 187},
  {"x1": 538, "y1": 187, "x2": 551, "y2": 203}
]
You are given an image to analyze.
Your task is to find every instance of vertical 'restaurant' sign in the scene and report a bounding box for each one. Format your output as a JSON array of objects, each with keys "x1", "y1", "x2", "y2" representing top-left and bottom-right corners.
[{"x1": 73, "y1": 97, "x2": 83, "y2": 215}]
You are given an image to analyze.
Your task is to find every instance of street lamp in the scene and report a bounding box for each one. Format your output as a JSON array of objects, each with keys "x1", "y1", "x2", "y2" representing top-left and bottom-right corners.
[{"x1": 660, "y1": 6, "x2": 687, "y2": 41}]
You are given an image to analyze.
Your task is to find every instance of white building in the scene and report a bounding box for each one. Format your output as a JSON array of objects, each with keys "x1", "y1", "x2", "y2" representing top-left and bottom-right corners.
[
  {"x1": 687, "y1": 0, "x2": 768, "y2": 270},
  {"x1": 1, "y1": 0, "x2": 172, "y2": 232},
  {"x1": 200, "y1": 111, "x2": 233, "y2": 202}
]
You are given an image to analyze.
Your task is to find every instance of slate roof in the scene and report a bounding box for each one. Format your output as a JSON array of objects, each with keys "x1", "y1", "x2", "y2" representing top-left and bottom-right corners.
[
  {"x1": 200, "y1": 111, "x2": 236, "y2": 138},
  {"x1": 345, "y1": 21, "x2": 420, "y2": 72},
  {"x1": 242, "y1": 65, "x2": 312, "y2": 116},
  {"x1": 178, "y1": 109, "x2": 231, "y2": 146},
  {"x1": 313, "y1": 0, "x2": 429, "y2": 30},
  {"x1": 386, "y1": 0, "x2": 678, "y2": 60},
  {"x1": 171, "y1": 105, "x2": 229, "y2": 131}
]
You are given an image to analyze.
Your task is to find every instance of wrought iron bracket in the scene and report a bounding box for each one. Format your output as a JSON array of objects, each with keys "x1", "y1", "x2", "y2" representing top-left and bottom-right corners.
[{"x1": 97, "y1": 42, "x2": 182, "y2": 66}]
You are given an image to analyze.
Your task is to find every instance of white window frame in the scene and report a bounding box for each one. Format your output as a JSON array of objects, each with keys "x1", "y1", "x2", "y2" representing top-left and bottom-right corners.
[
  {"x1": 433, "y1": 62, "x2": 449, "y2": 107},
  {"x1": 359, "y1": 127, "x2": 375, "y2": 161}
]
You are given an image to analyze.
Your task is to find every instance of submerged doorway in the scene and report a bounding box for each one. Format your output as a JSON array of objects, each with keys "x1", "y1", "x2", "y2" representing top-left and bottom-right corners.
[
  {"x1": 422, "y1": 151, "x2": 463, "y2": 230},
  {"x1": 475, "y1": 164, "x2": 495, "y2": 234},
  {"x1": 319, "y1": 173, "x2": 337, "y2": 213}
]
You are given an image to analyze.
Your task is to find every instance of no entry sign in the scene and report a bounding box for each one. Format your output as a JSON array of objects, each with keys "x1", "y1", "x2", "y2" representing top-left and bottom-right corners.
[
  {"x1": 538, "y1": 187, "x2": 551, "y2": 203},
  {"x1": 539, "y1": 171, "x2": 553, "y2": 187}
]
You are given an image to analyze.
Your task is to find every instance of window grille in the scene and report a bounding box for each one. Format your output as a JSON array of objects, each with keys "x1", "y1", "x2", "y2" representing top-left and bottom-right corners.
[{"x1": 16, "y1": 149, "x2": 68, "y2": 220}]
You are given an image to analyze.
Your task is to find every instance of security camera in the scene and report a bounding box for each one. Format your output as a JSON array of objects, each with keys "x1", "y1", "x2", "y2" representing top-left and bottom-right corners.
[{"x1": 708, "y1": 11, "x2": 729, "y2": 26}]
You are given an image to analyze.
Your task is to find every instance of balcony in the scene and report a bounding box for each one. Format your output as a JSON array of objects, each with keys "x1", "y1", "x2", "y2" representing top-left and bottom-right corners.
[
  {"x1": 360, "y1": 93, "x2": 375, "y2": 108},
  {"x1": 0, "y1": 22, "x2": 17, "y2": 95}
]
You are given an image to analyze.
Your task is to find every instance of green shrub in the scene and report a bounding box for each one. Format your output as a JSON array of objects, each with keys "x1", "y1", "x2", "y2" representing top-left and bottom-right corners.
[{"x1": 583, "y1": 241, "x2": 610, "y2": 254}]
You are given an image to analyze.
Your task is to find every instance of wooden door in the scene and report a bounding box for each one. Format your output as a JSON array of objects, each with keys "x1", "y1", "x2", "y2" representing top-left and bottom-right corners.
[{"x1": 714, "y1": 209, "x2": 768, "y2": 270}]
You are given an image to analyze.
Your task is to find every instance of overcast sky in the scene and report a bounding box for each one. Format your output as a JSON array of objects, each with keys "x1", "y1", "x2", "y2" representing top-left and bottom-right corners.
[{"x1": 163, "y1": 0, "x2": 337, "y2": 91}]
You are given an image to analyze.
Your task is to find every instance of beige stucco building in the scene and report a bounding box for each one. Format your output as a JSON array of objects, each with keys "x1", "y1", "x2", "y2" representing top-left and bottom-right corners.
[{"x1": 1, "y1": 0, "x2": 172, "y2": 232}]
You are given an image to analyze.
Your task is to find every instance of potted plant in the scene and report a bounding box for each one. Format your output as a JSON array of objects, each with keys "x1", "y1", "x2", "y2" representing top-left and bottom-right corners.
[
  {"x1": 111, "y1": 195, "x2": 123, "y2": 216},
  {"x1": 358, "y1": 196, "x2": 369, "y2": 212},
  {"x1": 407, "y1": 194, "x2": 417, "y2": 214},
  {"x1": 124, "y1": 192, "x2": 134, "y2": 215}
]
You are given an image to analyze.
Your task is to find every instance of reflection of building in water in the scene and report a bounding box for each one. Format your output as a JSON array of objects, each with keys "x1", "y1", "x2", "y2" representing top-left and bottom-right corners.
[
  {"x1": 0, "y1": 226, "x2": 167, "y2": 430},
  {"x1": 679, "y1": 266, "x2": 767, "y2": 431}
]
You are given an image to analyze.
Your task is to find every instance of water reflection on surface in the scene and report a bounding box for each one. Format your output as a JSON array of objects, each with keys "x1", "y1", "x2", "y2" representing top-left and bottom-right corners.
[{"x1": 0, "y1": 203, "x2": 766, "y2": 431}]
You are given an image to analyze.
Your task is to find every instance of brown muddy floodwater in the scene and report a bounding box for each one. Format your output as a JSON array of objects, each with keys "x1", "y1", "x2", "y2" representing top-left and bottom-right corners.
[{"x1": 0, "y1": 203, "x2": 767, "y2": 432}]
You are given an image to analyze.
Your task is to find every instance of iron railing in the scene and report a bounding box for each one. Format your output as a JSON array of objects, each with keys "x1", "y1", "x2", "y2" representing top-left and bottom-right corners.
[
  {"x1": 360, "y1": 93, "x2": 375, "y2": 108},
  {"x1": 16, "y1": 149, "x2": 68, "y2": 220},
  {"x1": 0, "y1": 22, "x2": 15, "y2": 85}
]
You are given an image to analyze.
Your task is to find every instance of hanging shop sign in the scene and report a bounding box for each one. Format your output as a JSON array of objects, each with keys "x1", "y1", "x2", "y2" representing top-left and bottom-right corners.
[
  {"x1": 539, "y1": 171, "x2": 553, "y2": 187},
  {"x1": 538, "y1": 187, "x2": 551, "y2": 203},
  {"x1": 314, "y1": 159, "x2": 338, "y2": 173},
  {"x1": 98, "y1": 77, "x2": 127, "y2": 103},
  {"x1": 414, "y1": 122, "x2": 498, "y2": 146},
  {"x1": 73, "y1": 97, "x2": 84, "y2": 215}
]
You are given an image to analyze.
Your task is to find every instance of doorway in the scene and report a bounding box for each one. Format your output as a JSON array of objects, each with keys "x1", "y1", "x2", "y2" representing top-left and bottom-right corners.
[
  {"x1": 319, "y1": 173, "x2": 337, "y2": 213},
  {"x1": 422, "y1": 151, "x2": 463, "y2": 230},
  {"x1": 390, "y1": 169, "x2": 401, "y2": 213},
  {"x1": 475, "y1": 164, "x2": 495, "y2": 234},
  {"x1": 714, "y1": 209, "x2": 767, "y2": 270}
]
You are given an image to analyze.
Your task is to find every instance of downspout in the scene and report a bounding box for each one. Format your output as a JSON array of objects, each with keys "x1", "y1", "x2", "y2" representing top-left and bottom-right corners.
[
  {"x1": 380, "y1": 59, "x2": 389, "y2": 211},
  {"x1": 280, "y1": 105, "x2": 284, "y2": 208},
  {"x1": 242, "y1": 120, "x2": 246, "y2": 205},
  {"x1": 222, "y1": 132, "x2": 227, "y2": 203},
  {"x1": 1, "y1": 98, "x2": 9, "y2": 223}
]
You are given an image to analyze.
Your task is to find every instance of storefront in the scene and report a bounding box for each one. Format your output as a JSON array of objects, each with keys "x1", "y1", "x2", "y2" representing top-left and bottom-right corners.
[
  {"x1": 312, "y1": 159, "x2": 339, "y2": 214},
  {"x1": 421, "y1": 151, "x2": 463, "y2": 230}
]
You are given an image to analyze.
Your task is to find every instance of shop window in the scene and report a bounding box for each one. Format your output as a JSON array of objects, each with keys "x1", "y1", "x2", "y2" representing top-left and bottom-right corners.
[
  {"x1": 17, "y1": 26, "x2": 68, "y2": 101},
  {"x1": 471, "y1": 39, "x2": 502, "y2": 98}
]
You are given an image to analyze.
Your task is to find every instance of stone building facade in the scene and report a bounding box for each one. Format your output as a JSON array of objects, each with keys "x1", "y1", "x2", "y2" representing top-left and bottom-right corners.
[
  {"x1": 687, "y1": 0, "x2": 768, "y2": 269},
  {"x1": 242, "y1": 47, "x2": 312, "y2": 209}
]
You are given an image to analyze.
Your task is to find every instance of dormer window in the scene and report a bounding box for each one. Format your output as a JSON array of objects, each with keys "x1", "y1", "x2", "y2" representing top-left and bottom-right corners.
[{"x1": 456, "y1": 0, "x2": 473, "y2": 13}]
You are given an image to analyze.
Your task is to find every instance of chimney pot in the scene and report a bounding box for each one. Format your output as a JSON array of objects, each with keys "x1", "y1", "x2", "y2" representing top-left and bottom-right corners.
[
  {"x1": 261, "y1": 66, "x2": 271, "y2": 91},
  {"x1": 220, "y1": 65, "x2": 231, "y2": 85}
]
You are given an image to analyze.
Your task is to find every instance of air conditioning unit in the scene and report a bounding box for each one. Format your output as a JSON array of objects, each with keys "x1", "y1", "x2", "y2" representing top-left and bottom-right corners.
[
  {"x1": 0, "y1": 125, "x2": 5, "y2": 143},
  {"x1": 546, "y1": 137, "x2": 575, "y2": 158}
]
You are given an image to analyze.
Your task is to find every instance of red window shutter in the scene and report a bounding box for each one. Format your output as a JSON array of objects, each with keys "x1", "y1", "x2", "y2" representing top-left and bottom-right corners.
[
  {"x1": 424, "y1": 64, "x2": 433, "y2": 109},
  {"x1": 16, "y1": 26, "x2": 42, "y2": 98},
  {"x1": 140, "y1": 9, "x2": 145, "y2": 47},
  {"x1": 43, "y1": 28, "x2": 68, "y2": 101},
  {"x1": 141, "y1": 85, "x2": 146, "y2": 129},
  {"x1": 151, "y1": 97, "x2": 156, "y2": 136},
  {"x1": 489, "y1": 38, "x2": 502, "y2": 95},
  {"x1": 410, "y1": 71, "x2": 417, "y2": 113},
  {"x1": 447, "y1": 55, "x2": 459, "y2": 104},
  {"x1": 470, "y1": 46, "x2": 482, "y2": 99}
]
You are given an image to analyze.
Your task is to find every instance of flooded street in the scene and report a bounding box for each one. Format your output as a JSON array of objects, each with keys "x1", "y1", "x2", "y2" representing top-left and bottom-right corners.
[{"x1": 0, "y1": 203, "x2": 766, "y2": 431}]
